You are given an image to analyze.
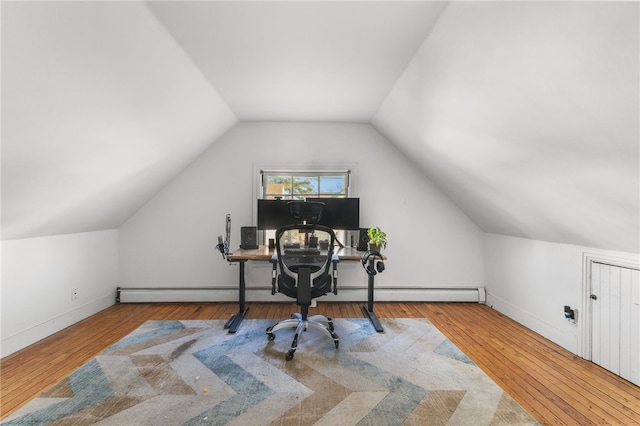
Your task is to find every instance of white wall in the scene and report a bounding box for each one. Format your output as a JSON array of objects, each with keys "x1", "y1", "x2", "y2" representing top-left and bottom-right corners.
[
  {"x1": 1, "y1": 230, "x2": 118, "y2": 357},
  {"x1": 484, "y1": 233, "x2": 582, "y2": 352},
  {"x1": 119, "y1": 122, "x2": 484, "y2": 301},
  {"x1": 484, "y1": 233, "x2": 640, "y2": 354}
]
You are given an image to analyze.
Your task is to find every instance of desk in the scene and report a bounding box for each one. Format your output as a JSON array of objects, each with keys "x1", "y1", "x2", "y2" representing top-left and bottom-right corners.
[{"x1": 225, "y1": 245, "x2": 385, "y2": 333}]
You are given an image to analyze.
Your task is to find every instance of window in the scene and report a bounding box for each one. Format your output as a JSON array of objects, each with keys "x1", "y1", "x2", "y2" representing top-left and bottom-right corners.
[
  {"x1": 261, "y1": 171, "x2": 350, "y2": 200},
  {"x1": 259, "y1": 169, "x2": 353, "y2": 244}
]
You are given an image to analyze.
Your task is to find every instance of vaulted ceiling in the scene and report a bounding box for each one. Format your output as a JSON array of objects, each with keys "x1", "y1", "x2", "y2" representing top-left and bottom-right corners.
[
  {"x1": 147, "y1": 1, "x2": 447, "y2": 122},
  {"x1": 2, "y1": 1, "x2": 638, "y2": 253}
]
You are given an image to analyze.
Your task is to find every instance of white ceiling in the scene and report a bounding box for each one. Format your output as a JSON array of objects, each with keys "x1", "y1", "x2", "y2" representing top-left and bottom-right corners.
[
  {"x1": 147, "y1": 1, "x2": 448, "y2": 122},
  {"x1": 2, "y1": 1, "x2": 638, "y2": 253}
]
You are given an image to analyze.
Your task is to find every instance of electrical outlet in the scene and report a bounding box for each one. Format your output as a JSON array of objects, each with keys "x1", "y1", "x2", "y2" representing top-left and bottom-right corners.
[
  {"x1": 72, "y1": 288, "x2": 78, "y2": 300},
  {"x1": 564, "y1": 305, "x2": 577, "y2": 324}
]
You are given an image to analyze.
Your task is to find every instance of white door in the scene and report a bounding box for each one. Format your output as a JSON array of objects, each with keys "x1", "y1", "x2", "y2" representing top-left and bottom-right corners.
[{"x1": 591, "y1": 262, "x2": 640, "y2": 386}]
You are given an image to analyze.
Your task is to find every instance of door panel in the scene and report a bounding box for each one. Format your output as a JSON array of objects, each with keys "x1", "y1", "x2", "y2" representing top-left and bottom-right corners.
[
  {"x1": 620, "y1": 267, "x2": 640, "y2": 384},
  {"x1": 591, "y1": 262, "x2": 602, "y2": 365},
  {"x1": 591, "y1": 262, "x2": 640, "y2": 386},
  {"x1": 608, "y1": 265, "x2": 621, "y2": 374}
]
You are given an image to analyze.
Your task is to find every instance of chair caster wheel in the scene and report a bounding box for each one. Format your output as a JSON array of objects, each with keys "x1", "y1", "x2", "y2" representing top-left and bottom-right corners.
[
  {"x1": 267, "y1": 333, "x2": 275, "y2": 341},
  {"x1": 285, "y1": 351, "x2": 295, "y2": 361}
]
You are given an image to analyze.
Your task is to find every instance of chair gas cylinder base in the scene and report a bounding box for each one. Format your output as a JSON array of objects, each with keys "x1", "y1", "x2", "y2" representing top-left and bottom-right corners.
[{"x1": 266, "y1": 310, "x2": 339, "y2": 361}]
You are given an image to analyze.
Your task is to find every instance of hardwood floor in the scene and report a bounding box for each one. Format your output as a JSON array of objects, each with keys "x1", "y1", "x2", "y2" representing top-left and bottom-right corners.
[{"x1": 2, "y1": 302, "x2": 639, "y2": 424}]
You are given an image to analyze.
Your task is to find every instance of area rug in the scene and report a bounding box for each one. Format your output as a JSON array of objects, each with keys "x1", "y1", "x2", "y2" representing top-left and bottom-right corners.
[{"x1": 3, "y1": 318, "x2": 539, "y2": 425}]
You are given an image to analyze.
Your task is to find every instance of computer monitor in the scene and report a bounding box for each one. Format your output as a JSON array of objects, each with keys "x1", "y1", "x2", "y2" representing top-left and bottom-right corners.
[
  {"x1": 306, "y1": 198, "x2": 360, "y2": 230},
  {"x1": 257, "y1": 199, "x2": 293, "y2": 230},
  {"x1": 258, "y1": 198, "x2": 360, "y2": 230}
]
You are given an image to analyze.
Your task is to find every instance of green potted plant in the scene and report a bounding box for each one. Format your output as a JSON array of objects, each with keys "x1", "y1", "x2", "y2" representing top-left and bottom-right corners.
[{"x1": 367, "y1": 227, "x2": 387, "y2": 251}]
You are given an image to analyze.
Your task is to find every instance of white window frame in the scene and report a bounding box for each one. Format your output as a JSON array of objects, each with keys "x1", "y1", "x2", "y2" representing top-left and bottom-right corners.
[
  {"x1": 253, "y1": 163, "x2": 358, "y2": 244},
  {"x1": 261, "y1": 170, "x2": 351, "y2": 200}
]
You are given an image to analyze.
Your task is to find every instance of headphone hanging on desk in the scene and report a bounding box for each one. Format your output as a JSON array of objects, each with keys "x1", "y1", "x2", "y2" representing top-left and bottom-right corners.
[{"x1": 361, "y1": 250, "x2": 385, "y2": 276}]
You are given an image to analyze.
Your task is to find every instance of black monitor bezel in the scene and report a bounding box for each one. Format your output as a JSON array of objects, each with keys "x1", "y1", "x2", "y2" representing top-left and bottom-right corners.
[
  {"x1": 257, "y1": 197, "x2": 360, "y2": 230},
  {"x1": 257, "y1": 199, "x2": 292, "y2": 230},
  {"x1": 305, "y1": 197, "x2": 360, "y2": 230}
]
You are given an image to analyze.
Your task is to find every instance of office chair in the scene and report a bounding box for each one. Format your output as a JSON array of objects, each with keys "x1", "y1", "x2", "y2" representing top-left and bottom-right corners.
[{"x1": 266, "y1": 222, "x2": 339, "y2": 361}]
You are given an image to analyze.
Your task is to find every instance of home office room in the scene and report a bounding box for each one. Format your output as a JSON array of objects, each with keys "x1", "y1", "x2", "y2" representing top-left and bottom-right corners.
[{"x1": 1, "y1": 1, "x2": 638, "y2": 425}]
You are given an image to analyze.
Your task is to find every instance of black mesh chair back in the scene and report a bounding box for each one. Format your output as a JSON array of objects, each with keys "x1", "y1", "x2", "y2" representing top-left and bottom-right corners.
[
  {"x1": 275, "y1": 224, "x2": 335, "y2": 301},
  {"x1": 287, "y1": 200, "x2": 324, "y2": 225}
]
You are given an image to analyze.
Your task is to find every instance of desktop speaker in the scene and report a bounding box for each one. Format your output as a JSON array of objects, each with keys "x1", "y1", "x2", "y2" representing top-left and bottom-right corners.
[
  {"x1": 240, "y1": 226, "x2": 258, "y2": 249},
  {"x1": 356, "y1": 228, "x2": 369, "y2": 251}
]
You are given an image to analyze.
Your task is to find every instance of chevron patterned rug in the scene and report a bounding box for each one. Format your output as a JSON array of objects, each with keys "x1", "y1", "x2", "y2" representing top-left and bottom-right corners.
[{"x1": 4, "y1": 318, "x2": 538, "y2": 425}]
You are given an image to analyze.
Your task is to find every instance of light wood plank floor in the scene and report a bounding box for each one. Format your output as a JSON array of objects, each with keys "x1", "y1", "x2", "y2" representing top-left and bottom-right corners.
[{"x1": 1, "y1": 302, "x2": 639, "y2": 424}]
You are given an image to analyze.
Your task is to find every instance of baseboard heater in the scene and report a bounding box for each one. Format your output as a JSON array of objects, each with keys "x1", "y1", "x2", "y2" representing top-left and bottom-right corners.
[{"x1": 116, "y1": 286, "x2": 486, "y2": 304}]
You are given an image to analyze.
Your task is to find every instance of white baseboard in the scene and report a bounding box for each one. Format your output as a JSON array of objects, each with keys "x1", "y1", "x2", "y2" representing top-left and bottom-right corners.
[
  {"x1": 1, "y1": 294, "x2": 115, "y2": 358},
  {"x1": 117, "y1": 286, "x2": 485, "y2": 303}
]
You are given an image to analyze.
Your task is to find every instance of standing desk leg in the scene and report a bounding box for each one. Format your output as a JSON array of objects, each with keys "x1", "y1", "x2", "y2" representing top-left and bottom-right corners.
[
  {"x1": 361, "y1": 259, "x2": 384, "y2": 332},
  {"x1": 225, "y1": 260, "x2": 249, "y2": 333}
]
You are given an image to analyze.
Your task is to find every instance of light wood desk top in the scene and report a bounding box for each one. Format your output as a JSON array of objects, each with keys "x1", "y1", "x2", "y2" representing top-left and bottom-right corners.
[
  {"x1": 227, "y1": 245, "x2": 375, "y2": 262},
  {"x1": 226, "y1": 245, "x2": 274, "y2": 261}
]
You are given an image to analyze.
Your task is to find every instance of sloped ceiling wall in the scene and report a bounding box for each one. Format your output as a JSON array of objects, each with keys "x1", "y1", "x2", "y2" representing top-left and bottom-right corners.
[
  {"x1": 374, "y1": 1, "x2": 639, "y2": 253},
  {"x1": 1, "y1": 1, "x2": 237, "y2": 240},
  {"x1": 2, "y1": 1, "x2": 638, "y2": 253}
]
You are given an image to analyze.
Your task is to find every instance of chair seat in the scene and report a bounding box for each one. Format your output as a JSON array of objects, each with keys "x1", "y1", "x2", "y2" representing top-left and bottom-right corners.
[{"x1": 277, "y1": 274, "x2": 332, "y2": 300}]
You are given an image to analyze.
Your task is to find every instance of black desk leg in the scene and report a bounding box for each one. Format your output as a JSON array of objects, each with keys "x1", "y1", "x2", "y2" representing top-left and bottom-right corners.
[
  {"x1": 361, "y1": 259, "x2": 384, "y2": 332},
  {"x1": 225, "y1": 260, "x2": 249, "y2": 333}
]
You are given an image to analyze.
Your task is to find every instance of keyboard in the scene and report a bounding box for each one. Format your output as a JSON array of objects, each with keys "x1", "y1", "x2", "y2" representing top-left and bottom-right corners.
[{"x1": 284, "y1": 248, "x2": 321, "y2": 255}]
